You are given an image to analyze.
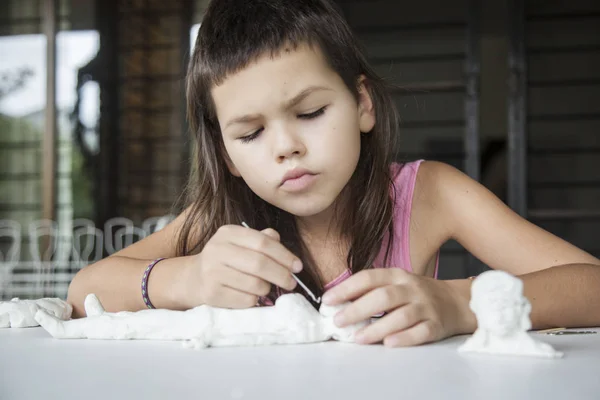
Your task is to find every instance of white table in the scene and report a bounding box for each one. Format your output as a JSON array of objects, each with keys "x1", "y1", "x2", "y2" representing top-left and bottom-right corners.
[{"x1": 1, "y1": 328, "x2": 599, "y2": 400}]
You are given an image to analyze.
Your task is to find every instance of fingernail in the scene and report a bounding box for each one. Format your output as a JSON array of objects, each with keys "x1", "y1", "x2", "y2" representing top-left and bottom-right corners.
[
  {"x1": 321, "y1": 292, "x2": 335, "y2": 304},
  {"x1": 323, "y1": 290, "x2": 340, "y2": 304},
  {"x1": 292, "y1": 260, "x2": 303, "y2": 273},
  {"x1": 334, "y1": 313, "x2": 346, "y2": 327}
]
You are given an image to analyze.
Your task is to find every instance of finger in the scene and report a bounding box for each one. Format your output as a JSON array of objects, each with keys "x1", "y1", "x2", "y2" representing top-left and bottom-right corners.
[
  {"x1": 222, "y1": 244, "x2": 297, "y2": 291},
  {"x1": 353, "y1": 303, "x2": 423, "y2": 344},
  {"x1": 215, "y1": 265, "x2": 272, "y2": 297},
  {"x1": 383, "y1": 320, "x2": 440, "y2": 347},
  {"x1": 223, "y1": 225, "x2": 302, "y2": 273},
  {"x1": 334, "y1": 285, "x2": 409, "y2": 327},
  {"x1": 323, "y1": 268, "x2": 408, "y2": 305},
  {"x1": 260, "y1": 228, "x2": 280, "y2": 241}
]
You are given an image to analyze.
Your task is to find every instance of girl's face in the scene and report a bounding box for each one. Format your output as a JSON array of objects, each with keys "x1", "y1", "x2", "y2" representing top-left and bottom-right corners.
[{"x1": 212, "y1": 43, "x2": 375, "y2": 219}]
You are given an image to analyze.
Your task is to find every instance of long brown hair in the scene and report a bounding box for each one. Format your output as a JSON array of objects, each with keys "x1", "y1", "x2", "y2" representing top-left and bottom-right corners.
[{"x1": 178, "y1": 0, "x2": 400, "y2": 303}]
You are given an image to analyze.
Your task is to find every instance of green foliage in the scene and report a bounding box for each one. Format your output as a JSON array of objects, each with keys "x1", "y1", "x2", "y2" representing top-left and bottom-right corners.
[
  {"x1": 0, "y1": 113, "x2": 95, "y2": 222},
  {"x1": 71, "y1": 143, "x2": 94, "y2": 219}
]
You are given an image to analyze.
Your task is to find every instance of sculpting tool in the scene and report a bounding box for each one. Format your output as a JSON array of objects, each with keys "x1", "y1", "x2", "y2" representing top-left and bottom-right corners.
[
  {"x1": 537, "y1": 327, "x2": 596, "y2": 335},
  {"x1": 241, "y1": 221, "x2": 321, "y2": 303}
]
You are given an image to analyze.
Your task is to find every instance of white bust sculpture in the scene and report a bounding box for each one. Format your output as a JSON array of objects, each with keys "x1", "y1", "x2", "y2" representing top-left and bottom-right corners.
[
  {"x1": 34, "y1": 293, "x2": 369, "y2": 349},
  {"x1": 458, "y1": 270, "x2": 563, "y2": 358}
]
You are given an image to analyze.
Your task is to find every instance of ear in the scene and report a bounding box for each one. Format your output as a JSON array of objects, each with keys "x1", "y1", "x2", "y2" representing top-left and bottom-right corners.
[{"x1": 356, "y1": 75, "x2": 376, "y2": 133}]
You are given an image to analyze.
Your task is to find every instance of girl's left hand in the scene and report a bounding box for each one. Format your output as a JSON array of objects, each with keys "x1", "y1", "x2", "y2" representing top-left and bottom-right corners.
[{"x1": 321, "y1": 269, "x2": 468, "y2": 347}]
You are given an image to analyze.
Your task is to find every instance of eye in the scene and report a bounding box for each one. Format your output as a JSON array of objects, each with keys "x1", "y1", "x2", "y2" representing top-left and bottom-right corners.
[
  {"x1": 298, "y1": 106, "x2": 327, "y2": 120},
  {"x1": 239, "y1": 128, "x2": 263, "y2": 143}
]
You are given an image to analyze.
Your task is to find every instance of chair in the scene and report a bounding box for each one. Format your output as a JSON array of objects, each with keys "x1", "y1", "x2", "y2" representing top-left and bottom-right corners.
[
  {"x1": 0, "y1": 220, "x2": 21, "y2": 299},
  {"x1": 141, "y1": 214, "x2": 176, "y2": 235},
  {"x1": 104, "y1": 217, "x2": 134, "y2": 255},
  {"x1": 28, "y1": 219, "x2": 59, "y2": 298},
  {"x1": 114, "y1": 226, "x2": 147, "y2": 250},
  {"x1": 72, "y1": 219, "x2": 103, "y2": 271}
]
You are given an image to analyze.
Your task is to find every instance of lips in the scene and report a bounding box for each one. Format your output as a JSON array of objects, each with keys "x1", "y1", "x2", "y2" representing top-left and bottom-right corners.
[{"x1": 279, "y1": 168, "x2": 315, "y2": 186}]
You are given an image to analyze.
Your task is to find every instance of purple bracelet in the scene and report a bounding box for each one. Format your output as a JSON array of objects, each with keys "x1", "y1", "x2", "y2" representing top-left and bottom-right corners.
[{"x1": 141, "y1": 258, "x2": 166, "y2": 309}]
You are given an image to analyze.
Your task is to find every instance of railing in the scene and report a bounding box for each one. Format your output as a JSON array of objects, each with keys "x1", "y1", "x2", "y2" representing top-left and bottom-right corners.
[{"x1": 0, "y1": 215, "x2": 174, "y2": 300}]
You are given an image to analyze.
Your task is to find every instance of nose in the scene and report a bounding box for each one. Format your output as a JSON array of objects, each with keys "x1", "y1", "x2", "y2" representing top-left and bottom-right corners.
[{"x1": 273, "y1": 124, "x2": 306, "y2": 162}]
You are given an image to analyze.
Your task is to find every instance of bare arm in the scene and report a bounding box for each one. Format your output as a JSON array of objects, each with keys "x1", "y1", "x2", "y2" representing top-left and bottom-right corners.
[
  {"x1": 67, "y1": 209, "x2": 194, "y2": 318},
  {"x1": 67, "y1": 208, "x2": 302, "y2": 318},
  {"x1": 417, "y1": 161, "x2": 600, "y2": 330}
]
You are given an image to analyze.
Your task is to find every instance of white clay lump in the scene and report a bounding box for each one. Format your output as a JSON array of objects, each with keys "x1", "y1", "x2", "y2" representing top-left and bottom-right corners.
[
  {"x1": 0, "y1": 297, "x2": 73, "y2": 328},
  {"x1": 35, "y1": 293, "x2": 369, "y2": 349}
]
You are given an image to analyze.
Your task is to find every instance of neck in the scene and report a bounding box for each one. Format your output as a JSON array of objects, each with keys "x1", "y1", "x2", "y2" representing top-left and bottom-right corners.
[
  {"x1": 295, "y1": 186, "x2": 351, "y2": 245},
  {"x1": 296, "y1": 210, "x2": 339, "y2": 244}
]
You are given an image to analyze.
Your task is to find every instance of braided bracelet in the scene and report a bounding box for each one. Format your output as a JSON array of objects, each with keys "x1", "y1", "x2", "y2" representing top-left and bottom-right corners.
[{"x1": 141, "y1": 258, "x2": 166, "y2": 309}]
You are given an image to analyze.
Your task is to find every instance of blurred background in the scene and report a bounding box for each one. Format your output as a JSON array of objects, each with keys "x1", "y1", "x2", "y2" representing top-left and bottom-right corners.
[{"x1": 1, "y1": 0, "x2": 599, "y2": 300}]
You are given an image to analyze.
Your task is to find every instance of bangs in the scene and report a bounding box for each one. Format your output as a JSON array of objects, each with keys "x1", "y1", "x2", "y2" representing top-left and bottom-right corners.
[{"x1": 192, "y1": 0, "x2": 341, "y2": 87}]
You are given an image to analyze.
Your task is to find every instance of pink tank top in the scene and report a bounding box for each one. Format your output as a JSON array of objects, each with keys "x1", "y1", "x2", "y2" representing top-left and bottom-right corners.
[{"x1": 323, "y1": 160, "x2": 439, "y2": 291}]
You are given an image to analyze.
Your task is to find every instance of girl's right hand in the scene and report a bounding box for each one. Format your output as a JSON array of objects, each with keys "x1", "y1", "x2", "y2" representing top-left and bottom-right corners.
[{"x1": 180, "y1": 225, "x2": 302, "y2": 309}]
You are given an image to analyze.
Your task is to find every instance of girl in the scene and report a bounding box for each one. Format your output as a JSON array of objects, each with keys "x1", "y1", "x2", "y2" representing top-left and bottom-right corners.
[{"x1": 67, "y1": 0, "x2": 600, "y2": 347}]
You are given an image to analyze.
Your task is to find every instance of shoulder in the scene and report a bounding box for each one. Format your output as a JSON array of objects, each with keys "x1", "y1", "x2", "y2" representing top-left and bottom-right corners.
[
  {"x1": 412, "y1": 161, "x2": 600, "y2": 275},
  {"x1": 403, "y1": 160, "x2": 497, "y2": 272},
  {"x1": 412, "y1": 160, "x2": 538, "y2": 249},
  {"x1": 414, "y1": 160, "x2": 477, "y2": 206},
  {"x1": 411, "y1": 160, "x2": 482, "y2": 243},
  {"x1": 414, "y1": 160, "x2": 464, "y2": 190},
  {"x1": 390, "y1": 160, "x2": 422, "y2": 179}
]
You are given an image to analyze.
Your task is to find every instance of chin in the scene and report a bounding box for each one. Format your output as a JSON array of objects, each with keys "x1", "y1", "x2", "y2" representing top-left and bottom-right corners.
[{"x1": 276, "y1": 197, "x2": 336, "y2": 218}]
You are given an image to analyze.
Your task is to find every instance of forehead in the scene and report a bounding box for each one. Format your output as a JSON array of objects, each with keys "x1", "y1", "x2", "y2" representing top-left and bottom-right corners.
[{"x1": 211, "y1": 44, "x2": 340, "y2": 117}]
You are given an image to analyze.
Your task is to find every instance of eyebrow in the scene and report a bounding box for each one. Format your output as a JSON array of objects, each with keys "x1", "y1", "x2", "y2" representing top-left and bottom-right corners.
[{"x1": 223, "y1": 85, "x2": 332, "y2": 130}]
